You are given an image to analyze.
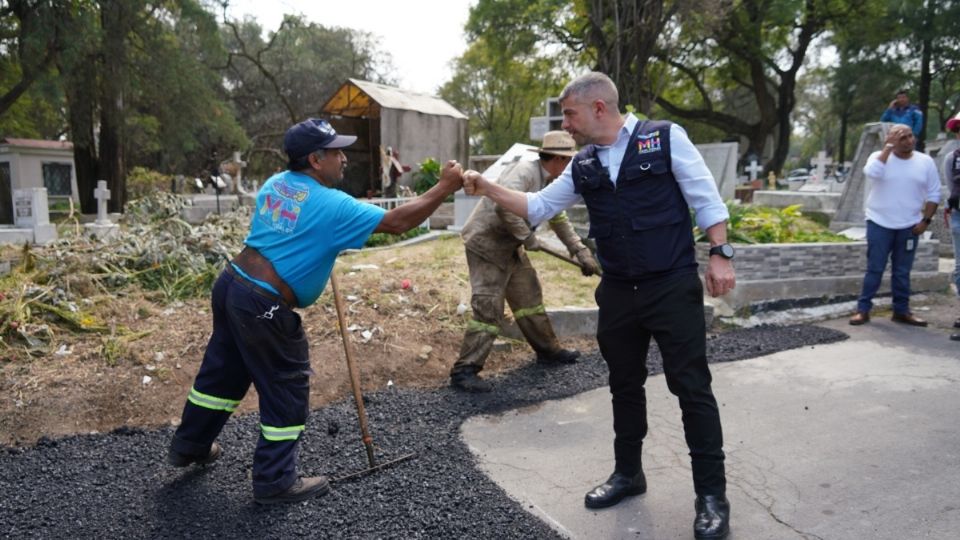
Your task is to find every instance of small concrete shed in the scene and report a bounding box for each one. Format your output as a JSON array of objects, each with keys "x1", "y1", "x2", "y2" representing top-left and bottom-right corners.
[
  {"x1": 0, "y1": 138, "x2": 78, "y2": 224},
  {"x1": 321, "y1": 79, "x2": 469, "y2": 197}
]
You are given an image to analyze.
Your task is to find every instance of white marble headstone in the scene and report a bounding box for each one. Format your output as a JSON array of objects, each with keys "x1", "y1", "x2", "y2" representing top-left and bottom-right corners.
[{"x1": 694, "y1": 142, "x2": 739, "y2": 200}]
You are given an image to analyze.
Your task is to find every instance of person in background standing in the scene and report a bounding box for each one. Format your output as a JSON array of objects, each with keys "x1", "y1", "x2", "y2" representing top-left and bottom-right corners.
[
  {"x1": 849, "y1": 124, "x2": 940, "y2": 327},
  {"x1": 880, "y1": 89, "x2": 924, "y2": 150}
]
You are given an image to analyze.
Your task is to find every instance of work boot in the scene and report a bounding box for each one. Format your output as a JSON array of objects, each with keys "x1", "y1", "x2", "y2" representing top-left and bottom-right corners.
[
  {"x1": 536, "y1": 348, "x2": 580, "y2": 365},
  {"x1": 450, "y1": 371, "x2": 492, "y2": 393},
  {"x1": 167, "y1": 442, "x2": 222, "y2": 467},
  {"x1": 254, "y1": 476, "x2": 330, "y2": 505}
]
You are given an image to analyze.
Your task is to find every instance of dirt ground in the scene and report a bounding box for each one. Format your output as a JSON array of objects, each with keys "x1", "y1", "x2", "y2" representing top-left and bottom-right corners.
[{"x1": 0, "y1": 236, "x2": 599, "y2": 447}]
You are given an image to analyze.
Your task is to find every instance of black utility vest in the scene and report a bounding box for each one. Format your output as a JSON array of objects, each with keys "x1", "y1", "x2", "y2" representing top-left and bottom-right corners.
[{"x1": 571, "y1": 120, "x2": 697, "y2": 282}]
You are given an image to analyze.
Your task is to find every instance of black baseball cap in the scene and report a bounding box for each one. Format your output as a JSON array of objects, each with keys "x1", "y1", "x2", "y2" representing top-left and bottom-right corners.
[{"x1": 283, "y1": 118, "x2": 357, "y2": 161}]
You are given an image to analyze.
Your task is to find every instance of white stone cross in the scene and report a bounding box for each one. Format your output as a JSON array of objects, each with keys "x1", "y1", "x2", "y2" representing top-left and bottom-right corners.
[
  {"x1": 810, "y1": 151, "x2": 833, "y2": 184},
  {"x1": 745, "y1": 160, "x2": 763, "y2": 181},
  {"x1": 94, "y1": 180, "x2": 111, "y2": 225}
]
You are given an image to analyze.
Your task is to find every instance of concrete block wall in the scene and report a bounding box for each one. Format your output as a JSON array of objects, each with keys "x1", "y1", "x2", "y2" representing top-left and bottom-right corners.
[{"x1": 694, "y1": 240, "x2": 947, "y2": 312}]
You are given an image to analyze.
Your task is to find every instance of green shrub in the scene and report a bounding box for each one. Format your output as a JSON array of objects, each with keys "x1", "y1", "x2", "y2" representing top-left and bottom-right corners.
[
  {"x1": 412, "y1": 158, "x2": 441, "y2": 195},
  {"x1": 127, "y1": 167, "x2": 172, "y2": 201},
  {"x1": 694, "y1": 201, "x2": 848, "y2": 244}
]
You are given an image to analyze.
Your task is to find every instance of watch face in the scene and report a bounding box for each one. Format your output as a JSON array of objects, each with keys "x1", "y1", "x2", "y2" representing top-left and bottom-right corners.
[{"x1": 711, "y1": 244, "x2": 734, "y2": 258}]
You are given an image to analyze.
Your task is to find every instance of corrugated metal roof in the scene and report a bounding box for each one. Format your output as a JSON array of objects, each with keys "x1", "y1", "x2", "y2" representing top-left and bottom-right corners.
[
  {"x1": 323, "y1": 79, "x2": 467, "y2": 119},
  {"x1": 0, "y1": 138, "x2": 73, "y2": 150}
]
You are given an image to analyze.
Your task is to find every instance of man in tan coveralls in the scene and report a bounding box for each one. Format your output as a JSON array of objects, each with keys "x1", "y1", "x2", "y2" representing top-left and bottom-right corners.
[{"x1": 451, "y1": 131, "x2": 602, "y2": 392}]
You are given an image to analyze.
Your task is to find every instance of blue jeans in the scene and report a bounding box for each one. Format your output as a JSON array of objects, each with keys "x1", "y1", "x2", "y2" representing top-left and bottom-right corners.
[
  {"x1": 857, "y1": 220, "x2": 918, "y2": 314},
  {"x1": 950, "y1": 211, "x2": 960, "y2": 295}
]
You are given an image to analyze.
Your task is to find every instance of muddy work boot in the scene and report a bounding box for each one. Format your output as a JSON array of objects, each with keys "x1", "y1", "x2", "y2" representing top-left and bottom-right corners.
[
  {"x1": 254, "y1": 476, "x2": 330, "y2": 505},
  {"x1": 450, "y1": 371, "x2": 493, "y2": 393},
  {"x1": 167, "y1": 442, "x2": 222, "y2": 467},
  {"x1": 536, "y1": 348, "x2": 580, "y2": 365}
]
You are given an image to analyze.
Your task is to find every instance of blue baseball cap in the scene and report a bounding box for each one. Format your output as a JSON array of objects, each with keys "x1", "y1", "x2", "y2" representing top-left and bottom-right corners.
[{"x1": 283, "y1": 118, "x2": 357, "y2": 161}]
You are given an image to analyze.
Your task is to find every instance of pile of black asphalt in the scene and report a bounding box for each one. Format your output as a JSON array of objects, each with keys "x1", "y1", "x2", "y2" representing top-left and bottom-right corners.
[{"x1": 0, "y1": 324, "x2": 845, "y2": 539}]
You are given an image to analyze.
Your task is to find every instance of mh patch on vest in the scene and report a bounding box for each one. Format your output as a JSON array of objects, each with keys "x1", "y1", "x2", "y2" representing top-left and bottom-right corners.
[{"x1": 637, "y1": 131, "x2": 662, "y2": 154}]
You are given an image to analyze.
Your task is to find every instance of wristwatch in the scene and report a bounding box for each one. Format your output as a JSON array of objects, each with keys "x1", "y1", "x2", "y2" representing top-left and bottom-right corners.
[
  {"x1": 709, "y1": 243, "x2": 735, "y2": 259},
  {"x1": 922, "y1": 217, "x2": 933, "y2": 225}
]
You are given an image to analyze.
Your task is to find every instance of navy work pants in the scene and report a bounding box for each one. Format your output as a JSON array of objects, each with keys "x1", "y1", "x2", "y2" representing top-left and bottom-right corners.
[
  {"x1": 170, "y1": 269, "x2": 311, "y2": 498},
  {"x1": 595, "y1": 271, "x2": 726, "y2": 496}
]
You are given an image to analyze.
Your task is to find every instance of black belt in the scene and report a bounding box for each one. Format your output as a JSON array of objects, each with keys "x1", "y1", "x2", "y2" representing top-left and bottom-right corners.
[{"x1": 225, "y1": 264, "x2": 292, "y2": 308}]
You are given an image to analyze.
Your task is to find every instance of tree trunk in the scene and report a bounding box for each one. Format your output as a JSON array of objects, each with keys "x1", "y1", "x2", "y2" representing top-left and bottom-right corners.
[
  {"x1": 918, "y1": 37, "x2": 932, "y2": 151},
  {"x1": 99, "y1": 0, "x2": 130, "y2": 213}
]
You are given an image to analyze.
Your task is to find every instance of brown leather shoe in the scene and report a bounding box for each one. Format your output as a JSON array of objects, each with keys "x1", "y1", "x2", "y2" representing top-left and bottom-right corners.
[
  {"x1": 848, "y1": 311, "x2": 870, "y2": 326},
  {"x1": 891, "y1": 312, "x2": 928, "y2": 327}
]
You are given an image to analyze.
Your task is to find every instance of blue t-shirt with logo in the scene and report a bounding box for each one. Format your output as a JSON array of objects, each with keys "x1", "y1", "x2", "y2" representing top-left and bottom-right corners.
[{"x1": 244, "y1": 170, "x2": 386, "y2": 307}]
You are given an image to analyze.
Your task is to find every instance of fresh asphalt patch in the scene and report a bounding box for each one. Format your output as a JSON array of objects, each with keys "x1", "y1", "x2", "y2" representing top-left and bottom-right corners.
[{"x1": 0, "y1": 324, "x2": 846, "y2": 539}]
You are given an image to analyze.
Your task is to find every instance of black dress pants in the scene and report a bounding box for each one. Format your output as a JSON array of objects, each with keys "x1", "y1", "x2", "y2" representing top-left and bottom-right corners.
[{"x1": 595, "y1": 271, "x2": 725, "y2": 496}]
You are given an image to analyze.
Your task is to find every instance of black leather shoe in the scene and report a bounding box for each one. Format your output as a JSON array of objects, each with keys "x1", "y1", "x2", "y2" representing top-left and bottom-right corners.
[
  {"x1": 254, "y1": 476, "x2": 330, "y2": 505},
  {"x1": 450, "y1": 372, "x2": 493, "y2": 393},
  {"x1": 536, "y1": 348, "x2": 580, "y2": 365},
  {"x1": 694, "y1": 494, "x2": 730, "y2": 539},
  {"x1": 167, "y1": 442, "x2": 221, "y2": 467},
  {"x1": 951, "y1": 333, "x2": 960, "y2": 342},
  {"x1": 584, "y1": 471, "x2": 646, "y2": 509},
  {"x1": 953, "y1": 318, "x2": 960, "y2": 329}
]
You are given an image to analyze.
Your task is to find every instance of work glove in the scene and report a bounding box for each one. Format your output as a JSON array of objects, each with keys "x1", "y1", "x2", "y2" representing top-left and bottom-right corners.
[
  {"x1": 522, "y1": 234, "x2": 541, "y2": 252},
  {"x1": 575, "y1": 247, "x2": 601, "y2": 276}
]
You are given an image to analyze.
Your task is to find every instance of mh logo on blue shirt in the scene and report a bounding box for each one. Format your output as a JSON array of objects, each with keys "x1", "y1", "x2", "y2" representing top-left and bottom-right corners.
[
  {"x1": 637, "y1": 131, "x2": 661, "y2": 154},
  {"x1": 260, "y1": 180, "x2": 308, "y2": 233}
]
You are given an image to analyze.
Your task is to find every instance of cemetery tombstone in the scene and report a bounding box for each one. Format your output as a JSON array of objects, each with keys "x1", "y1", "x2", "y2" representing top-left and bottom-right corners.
[
  {"x1": 745, "y1": 160, "x2": 763, "y2": 182},
  {"x1": 13, "y1": 187, "x2": 57, "y2": 244},
  {"x1": 695, "y1": 142, "x2": 739, "y2": 200},
  {"x1": 83, "y1": 180, "x2": 120, "y2": 240},
  {"x1": 798, "y1": 150, "x2": 832, "y2": 193},
  {"x1": 831, "y1": 122, "x2": 889, "y2": 232}
]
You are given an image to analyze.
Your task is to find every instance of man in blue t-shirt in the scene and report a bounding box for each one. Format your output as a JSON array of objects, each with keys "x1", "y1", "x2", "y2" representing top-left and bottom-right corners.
[
  {"x1": 167, "y1": 118, "x2": 463, "y2": 504},
  {"x1": 881, "y1": 89, "x2": 924, "y2": 148}
]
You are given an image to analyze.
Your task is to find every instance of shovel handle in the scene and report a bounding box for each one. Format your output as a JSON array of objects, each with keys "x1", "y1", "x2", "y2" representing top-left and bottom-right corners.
[{"x1": 330, "y1": 270, "x2": 377, "y2": 468}]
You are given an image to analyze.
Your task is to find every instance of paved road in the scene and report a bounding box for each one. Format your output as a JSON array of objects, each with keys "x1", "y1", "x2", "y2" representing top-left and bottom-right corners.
[{"x1": 463, "y1": 316, "x2": 960, "y2": 539}]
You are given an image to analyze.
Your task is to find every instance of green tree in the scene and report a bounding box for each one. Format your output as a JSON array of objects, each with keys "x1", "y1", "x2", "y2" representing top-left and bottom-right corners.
[
  {"x1": 440, "y1": 0, "x2": 569, "y2": 154},
  {"x1": 1, "y1": 1, "x2": 247, "y2": 213},
  {"x1": 219, "y1": 14, "x2": 394, "y2": 176}
]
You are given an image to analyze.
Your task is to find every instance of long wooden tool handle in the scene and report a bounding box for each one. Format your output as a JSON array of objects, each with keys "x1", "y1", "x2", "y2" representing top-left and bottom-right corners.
[
  {"x1": 537, "y1": 243, "x2": 602, "y2": 277},
  {"x1": 330, "y1": 270, "x2": 377, "y2": 468}
]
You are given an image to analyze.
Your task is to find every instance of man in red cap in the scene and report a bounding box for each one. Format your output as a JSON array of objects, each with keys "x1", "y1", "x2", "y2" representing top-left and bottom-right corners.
[{"x1": 167, "y1": 118, "x2": 464, "y2": 504}]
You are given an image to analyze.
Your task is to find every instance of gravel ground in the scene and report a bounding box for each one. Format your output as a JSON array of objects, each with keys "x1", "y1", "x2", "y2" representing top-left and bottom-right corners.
[{"x1": 0, "y1": 324, "x2": 846, "y2": 539}]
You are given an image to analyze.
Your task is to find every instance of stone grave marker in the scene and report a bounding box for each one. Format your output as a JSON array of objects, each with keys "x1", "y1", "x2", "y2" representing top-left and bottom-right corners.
[
  {"x1": 831, "y1": 122, "x2": 890, "y2": 231},
  {"x1": 745, "y1": 159, "x2": 763, "y2": 182},
  {"x1": 695, "y1": 142, "x2": 739, "y2": 200},
  {"x1": 84, "y1": 180, "x2": 120, "y2": 240},
  {"x1": 13, "y1": 187, "x2": 57, "y2": 244}
]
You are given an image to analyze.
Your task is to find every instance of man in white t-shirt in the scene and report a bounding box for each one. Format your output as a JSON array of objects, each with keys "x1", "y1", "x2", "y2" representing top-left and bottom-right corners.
[{"x1": 849, "y1": 124, "x2": 941, "y2": 326}]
